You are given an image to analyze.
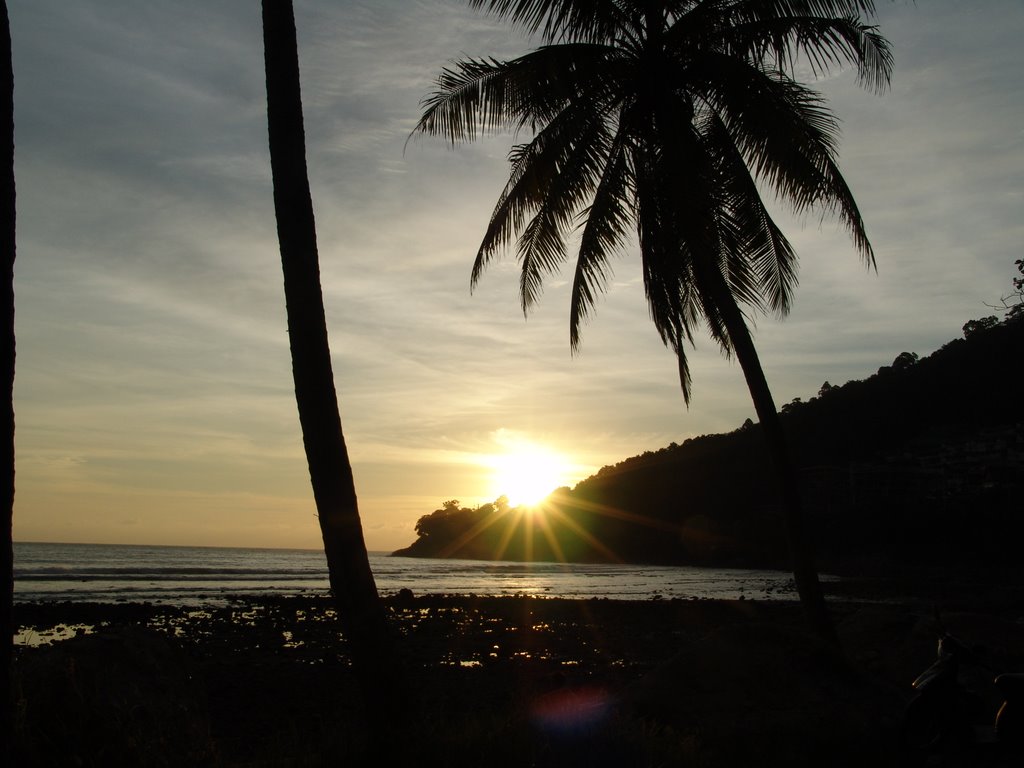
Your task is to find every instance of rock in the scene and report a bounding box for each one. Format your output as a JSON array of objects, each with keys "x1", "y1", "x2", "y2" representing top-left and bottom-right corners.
[{"x1": 13, "y1": 626, "x2": 212, "y2": 766}]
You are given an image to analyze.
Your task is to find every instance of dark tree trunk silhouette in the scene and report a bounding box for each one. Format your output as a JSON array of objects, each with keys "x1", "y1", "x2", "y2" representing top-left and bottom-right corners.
[
  {"x1": 0, "y1": 1, "x2": 14, "y2": 749},
  {"x1": 659, "y1": 103, "x2": 837, "y2": 645},
  {"x1": 261, "y1": 0, "x2": 397, "y2": 723},
  {"x1": 700, "y1": 264, "x2": 837, "y2": 645}
]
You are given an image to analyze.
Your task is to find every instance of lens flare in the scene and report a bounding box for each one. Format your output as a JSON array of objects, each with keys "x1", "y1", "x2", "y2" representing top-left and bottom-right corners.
[{"x1": 486, "y1": 440, "x2": 572, "y2": 507}]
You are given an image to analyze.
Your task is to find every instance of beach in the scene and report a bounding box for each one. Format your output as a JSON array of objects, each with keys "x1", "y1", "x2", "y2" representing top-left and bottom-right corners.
[{"x1": 12, "y1": 571, "x2": 1024, "y2": 767}]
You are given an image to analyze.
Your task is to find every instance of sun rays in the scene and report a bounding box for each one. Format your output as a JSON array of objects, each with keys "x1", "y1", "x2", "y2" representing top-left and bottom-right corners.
[
  {"x1": 408, "y1": 431, "x2": 686, "y2": 565},
  {"x1": 420, "y1": 490, "x2": 678, "y2": 566},
  {"x1": 482, "y1": 436, "x2": 575, "y2": 508}
]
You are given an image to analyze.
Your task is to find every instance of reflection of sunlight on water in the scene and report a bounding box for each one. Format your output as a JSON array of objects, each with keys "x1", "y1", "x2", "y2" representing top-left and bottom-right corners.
[
  {"x1": 15, "y1": 623, "x2": 95, "y2": 646},
  {"x1": 233, "y1": 608, "x2": 259, "y2": 626},
  {"x1": 375, "y1": 558, "x2": 808, "y2": 602},
  {"x1": 281, "y1": 630, "x2": 304, "y2": 649}
]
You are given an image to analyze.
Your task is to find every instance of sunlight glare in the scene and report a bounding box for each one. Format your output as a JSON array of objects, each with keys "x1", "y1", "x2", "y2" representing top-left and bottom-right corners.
[{"x1": 487, "y1": 441, "x2": 571, "y2": 508}]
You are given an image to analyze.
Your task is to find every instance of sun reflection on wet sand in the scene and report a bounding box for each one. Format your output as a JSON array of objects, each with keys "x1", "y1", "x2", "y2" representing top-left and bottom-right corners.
[{"x1": 14, "y1": 623, "x2": 95, "y2": 646}]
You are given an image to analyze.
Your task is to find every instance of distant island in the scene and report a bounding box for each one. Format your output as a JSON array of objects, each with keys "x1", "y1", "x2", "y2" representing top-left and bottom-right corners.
[{"x1": 393, "y1": 316, "x2": 1023, "y2": 574}]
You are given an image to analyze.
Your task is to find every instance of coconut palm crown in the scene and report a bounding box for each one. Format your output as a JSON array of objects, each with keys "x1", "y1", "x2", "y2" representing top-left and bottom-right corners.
[
  {"x1": 414, "y1": 0, "x2": 892, "y2": 641},
  {"x1": 415, "y1": 0, "x2": 890, "y2": 399}
]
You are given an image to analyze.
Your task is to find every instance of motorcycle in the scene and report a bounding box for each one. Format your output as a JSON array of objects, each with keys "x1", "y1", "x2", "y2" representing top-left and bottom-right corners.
[{"x1": 903, "y1": 628, "x2": 1023, "y2": 753}]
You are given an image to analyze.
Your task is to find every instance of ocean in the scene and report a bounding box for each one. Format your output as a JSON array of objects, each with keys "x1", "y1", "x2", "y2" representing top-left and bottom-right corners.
[{"x1": 13, "y1": 541, "x2": 803, "y2": 606}]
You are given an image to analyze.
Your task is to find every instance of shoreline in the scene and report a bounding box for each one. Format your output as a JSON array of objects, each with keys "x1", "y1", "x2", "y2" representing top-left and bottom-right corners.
[
  {"x1": 12, "y1": 586, "x2": 1024, "y2": 766},
  {"x1": 14, "y1": 561, "x2": 1024, "y2": 628}
]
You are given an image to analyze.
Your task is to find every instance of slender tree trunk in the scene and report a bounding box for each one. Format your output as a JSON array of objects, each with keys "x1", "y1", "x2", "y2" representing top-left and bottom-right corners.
[
  {"x1": 654, "y1": 103, "x2": 836, "y2": 644},
  {"x1": 0, "y1": 1, "x2": 14, "y2": 750},
  {"x1": 261, "y1": 0, "x2": 398, "y2": 726},
  {"x1": 701, "y1": 263, "x2": 838, "y2": 645}
]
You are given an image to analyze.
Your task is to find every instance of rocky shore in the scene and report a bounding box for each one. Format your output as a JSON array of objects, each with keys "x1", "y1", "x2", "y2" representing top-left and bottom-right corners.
[{"x1": 11, "y1": 573, "x2": 1024, "y2": 766}]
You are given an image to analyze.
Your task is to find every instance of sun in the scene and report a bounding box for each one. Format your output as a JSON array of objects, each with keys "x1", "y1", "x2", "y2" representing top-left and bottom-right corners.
[{"x1": 487, "y1": 442, "x2": 572, "y2": 508}]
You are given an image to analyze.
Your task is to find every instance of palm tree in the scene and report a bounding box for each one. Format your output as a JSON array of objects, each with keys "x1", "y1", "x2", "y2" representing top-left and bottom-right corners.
[
  {"x1": 1, "y1": 0, "x2": 14, "y2": 747},
  {"x1": 261, "y1": 0, "x2": 396, "y2": 715},
  {"x1": 414, "y1": 0, "x2": 892, "y2": 643}
]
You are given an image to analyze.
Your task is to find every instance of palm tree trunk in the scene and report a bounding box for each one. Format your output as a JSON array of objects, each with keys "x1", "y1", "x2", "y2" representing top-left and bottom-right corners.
[
  {"x1": 653, "y1": 102, "x2": 836, "y2": 645},
  {"x1": 261, "y1": 0, "x2": 397, "y2": 719},
  {"x1": 700, "y1": 262, "x2": 838, "y2": 646},
  {"x1": 0, "y1": 1, "x2": 14, "y2": 750}
]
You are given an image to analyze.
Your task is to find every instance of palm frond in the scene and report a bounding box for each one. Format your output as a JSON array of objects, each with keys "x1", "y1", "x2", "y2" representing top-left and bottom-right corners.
[
  {"x1": 697, "y1": 56, "x2": 874, "y2": 265},
  {"x1": 746, "y1": 2, "x2": 880, "y2": 19},
  {"x1": 415, "y1": 57, "x2": 519, "y2": 144},
  {"x1": 674, "y1": 329, "x2": 693, "y2": 405},
  {"x1": 516, "y1": 206, "x2": 568, "y2": 308},
  {"x1": 415, "y1": 44, "x2": 618, "y2": 144},
  {"x1": 569, "y1": 127, "x2": 633, "y2": 351},
  {"x1": 725, "y1": 16, "x2": 892, "y2": 93},
  {"x1": 657, "y1": 124, "x2": 740, "y2": 359},
  {"x1": 632, "y1": 133, "x2": 724, "y2": 402},
  {"x1": 703, "y1": 112, "x2": 799, "y2": 316},
  {"x1": 666, "y1": 1, "x2": 891, "y2": 94},
  {"x1": 469, "y1": 0, "x2": 632, "y2": 44},
  {"x1": 471, "y1": 95, "x2": 606, "y2": 288},
  {"x1": 514, "y1": 115, "x2": 615, "y2": 310},
  {"x1": 723, "y1": 1, "x2": 881, "y2": 23}
]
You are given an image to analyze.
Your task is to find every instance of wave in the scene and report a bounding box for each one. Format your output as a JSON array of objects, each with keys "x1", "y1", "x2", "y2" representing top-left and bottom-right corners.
[
  {"x1": 16, "y1": 567, "x2": 319, "y2": 578},
  {"x1": 12, "y1": 541, "x2": 801, "y2": 606}
]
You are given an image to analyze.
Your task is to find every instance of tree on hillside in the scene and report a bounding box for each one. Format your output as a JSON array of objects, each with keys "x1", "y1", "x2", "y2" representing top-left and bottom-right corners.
[
  {"x1": 891, "y1": 351, "x2": 918, "y2": 371},
  {"x1": 261, "y1": 0, "x2": 396, "y2": 724},
  {"x1": 987, "y1": 258, "x2": 1024, "y2": 321},
  {"x1": 1010, "y1": 260, "x2": 1024, "y2": 319},
  {"x1": 413, "y1": 0, "x2": 892, "y2": 643},
  {"x1": 1, "y1": 1, "x2": 14, "y2": 748},
  {"x1": 963, "y1": 315, "x2": 998, "y2": 338}
]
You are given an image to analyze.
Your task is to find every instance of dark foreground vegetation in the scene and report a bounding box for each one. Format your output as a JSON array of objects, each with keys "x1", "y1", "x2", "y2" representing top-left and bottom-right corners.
[
  {"x1": 396, "y1": 319, "x2": 1023, "y2": 575},
  {"x1": 11, "y1": 573, "x2": 1024, "y2": 767}
]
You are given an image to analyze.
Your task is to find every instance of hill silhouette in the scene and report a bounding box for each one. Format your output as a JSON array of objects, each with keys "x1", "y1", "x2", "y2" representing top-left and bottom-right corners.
[{"x1": 394, "y1": 317, "x2": 1023, "y2": 574}]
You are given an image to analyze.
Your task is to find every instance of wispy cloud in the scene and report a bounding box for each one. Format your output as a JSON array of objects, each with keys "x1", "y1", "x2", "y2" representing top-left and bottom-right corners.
[{"x1": 9, "y1": 0, "x2": 1024, "y2": 549}]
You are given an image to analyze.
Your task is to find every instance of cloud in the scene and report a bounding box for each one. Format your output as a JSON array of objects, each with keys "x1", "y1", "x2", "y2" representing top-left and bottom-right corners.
[{"x1": 9, "y1": 0, "x2": 1024, "y2": 549}]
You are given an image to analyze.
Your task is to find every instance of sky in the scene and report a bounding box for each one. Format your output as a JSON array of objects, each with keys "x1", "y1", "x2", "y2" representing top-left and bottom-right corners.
[{"x1": 8, "y1": 0, "x2": 1023, "y2": 551}]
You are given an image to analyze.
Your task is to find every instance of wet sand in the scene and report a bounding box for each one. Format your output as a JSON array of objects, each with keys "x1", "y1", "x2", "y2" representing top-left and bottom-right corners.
[{"x1": 11, "y1": 574, "x2": 1024, "y2": 766}]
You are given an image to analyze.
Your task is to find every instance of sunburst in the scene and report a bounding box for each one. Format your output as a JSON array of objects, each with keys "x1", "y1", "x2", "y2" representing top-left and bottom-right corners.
[{"x1": 486, "y1": 440, "x2": 572, "y2": 508}]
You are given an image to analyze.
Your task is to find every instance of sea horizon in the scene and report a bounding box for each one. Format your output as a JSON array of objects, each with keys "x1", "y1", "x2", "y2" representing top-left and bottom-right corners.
[{"x1": 12, "y1": 540, "x2": 805, "y2": 606}]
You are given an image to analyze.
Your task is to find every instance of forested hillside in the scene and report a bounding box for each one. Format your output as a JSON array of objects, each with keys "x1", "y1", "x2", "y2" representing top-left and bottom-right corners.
[{"x1": 395, "y1": 317, "x2": 1023, "y2": 574}]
